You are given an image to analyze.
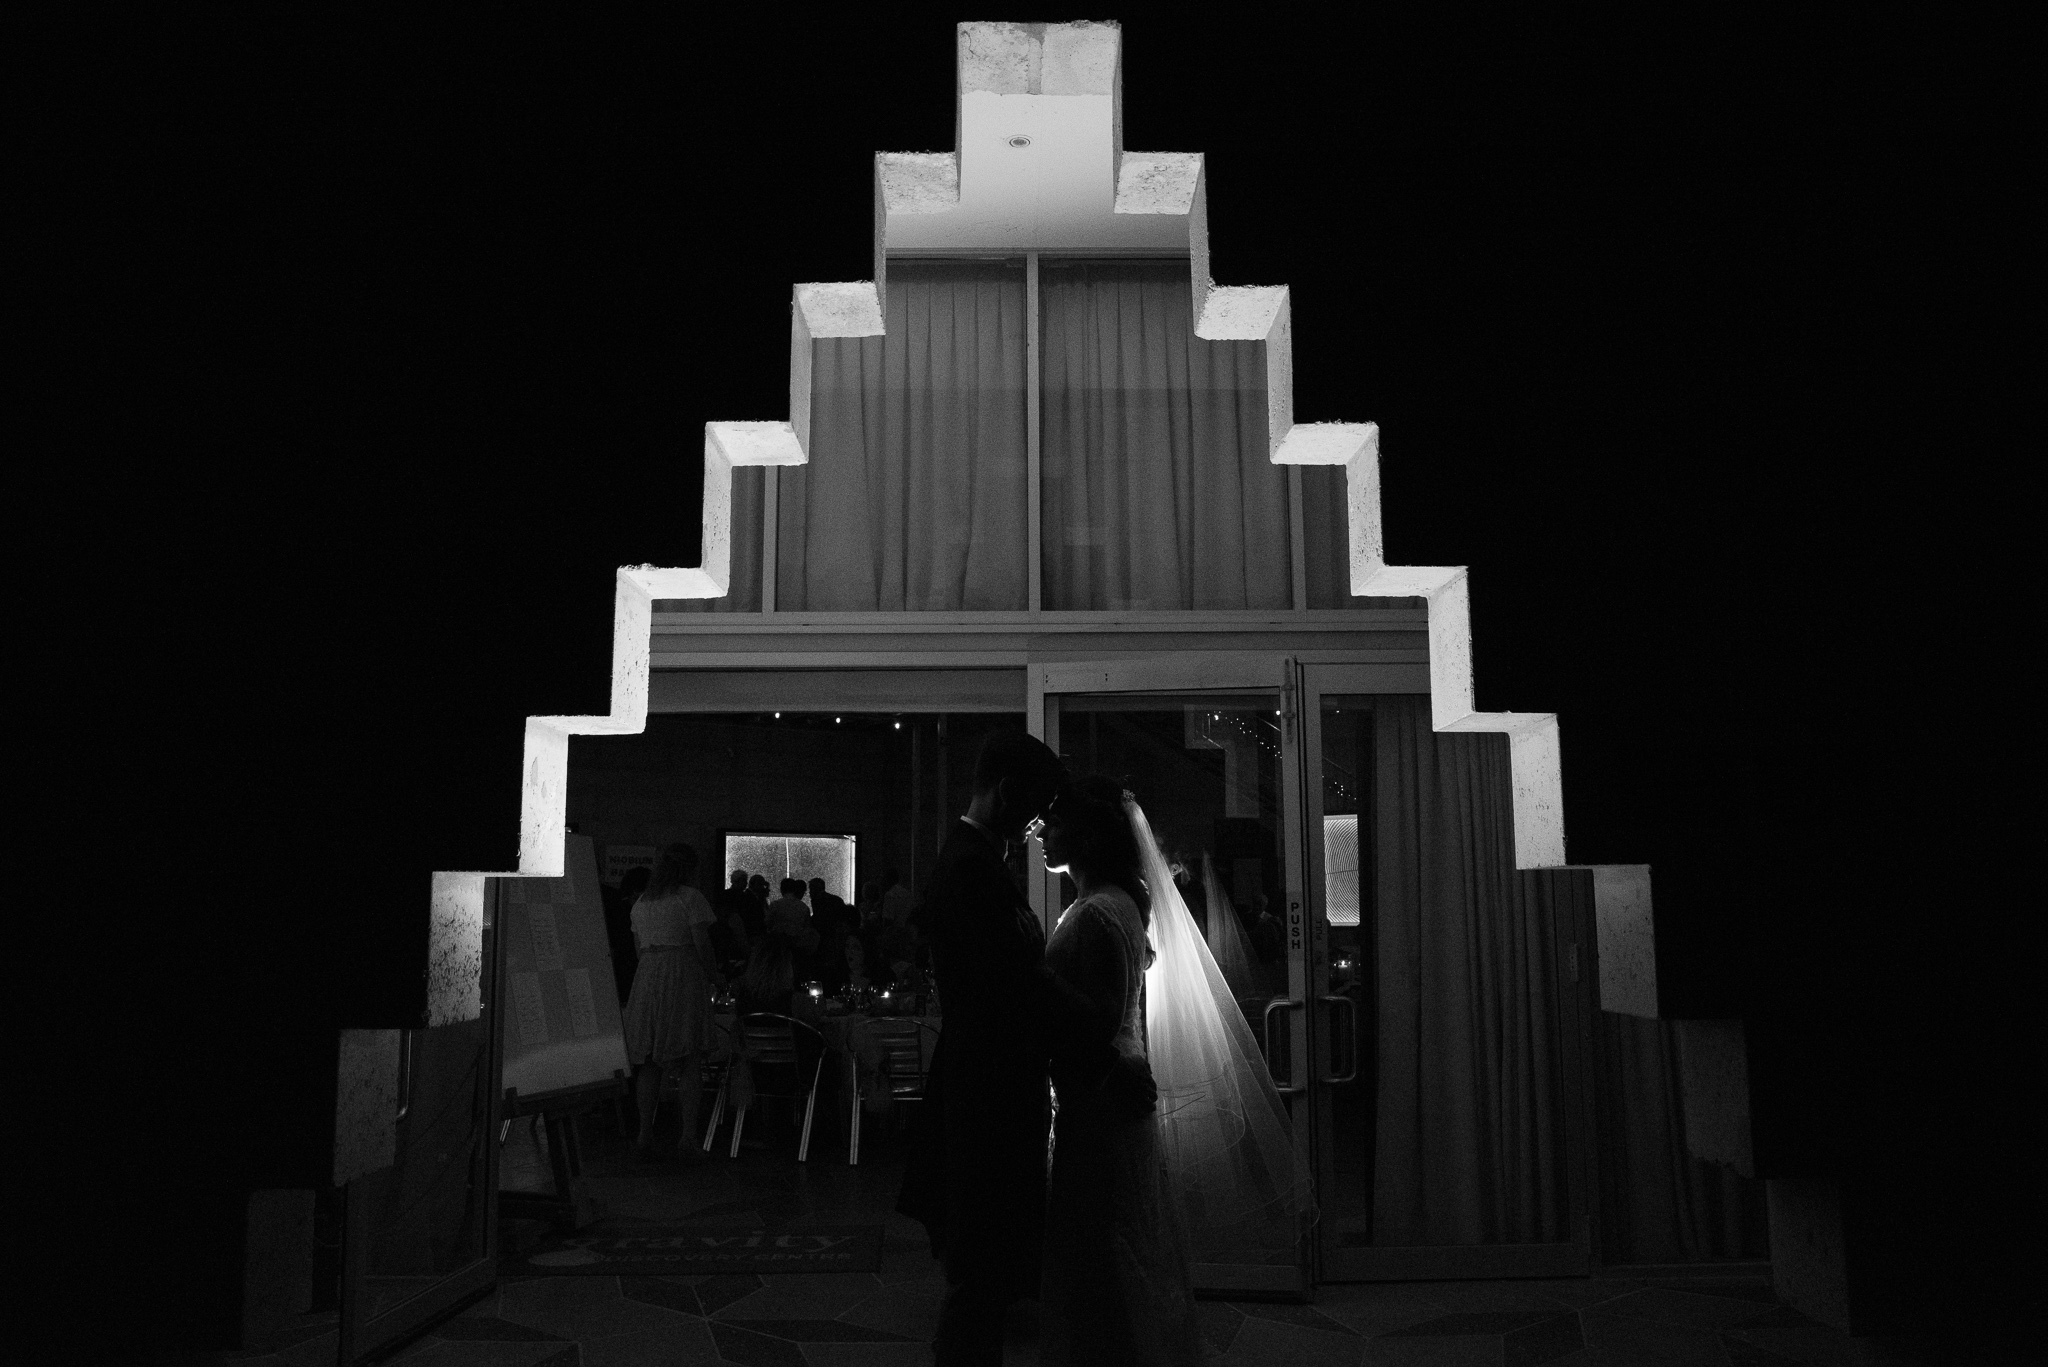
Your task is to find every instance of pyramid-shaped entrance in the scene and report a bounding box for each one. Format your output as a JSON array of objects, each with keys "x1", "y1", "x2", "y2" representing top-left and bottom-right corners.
[{"x1": 364, "y1": 20, "x2": 1678, "y2": 1301}]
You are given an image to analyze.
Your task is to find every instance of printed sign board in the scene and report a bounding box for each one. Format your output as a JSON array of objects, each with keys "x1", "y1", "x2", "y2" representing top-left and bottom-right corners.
[{"x1": 500, "y1": 834, "x2": 630, "y2": 1101}]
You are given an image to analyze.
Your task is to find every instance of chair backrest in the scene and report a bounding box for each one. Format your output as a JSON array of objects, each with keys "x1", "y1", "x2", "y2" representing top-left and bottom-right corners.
[
  {"x1": 867, "y1": 1019, "x2": 940, "y2": 1092},
  {"x1": 738, "y1": 1012, "x2": 822, "y2": 1068}
]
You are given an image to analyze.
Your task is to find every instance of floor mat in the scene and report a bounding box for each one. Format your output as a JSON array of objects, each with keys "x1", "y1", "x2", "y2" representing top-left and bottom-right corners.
[{"x1": 515, "y1": 1223, "x2": 883, "y2": 1275}]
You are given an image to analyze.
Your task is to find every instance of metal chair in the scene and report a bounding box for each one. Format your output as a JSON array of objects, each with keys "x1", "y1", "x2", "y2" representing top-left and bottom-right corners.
[
  {"x1": 723, "y1": 1013, "x2": 826, "y2": 1161},
  {"x1": 848, "y1": 1018, "x2": 939, "y2": 1165},
  {"x1": 694, "y1": 1020, "x2": 740, "y2": 1153}
]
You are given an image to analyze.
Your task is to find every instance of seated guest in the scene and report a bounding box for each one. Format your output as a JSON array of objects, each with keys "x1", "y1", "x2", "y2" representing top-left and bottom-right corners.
[
  {"x1": 733, "y1": 934, "x2": 796, "y2": 1017},
  {"x1": 765, "y1": 877, "x2": 811, "y2": 943},
  {"x1": 842, "y1": 934, "x2": 873, "y2": 992}
]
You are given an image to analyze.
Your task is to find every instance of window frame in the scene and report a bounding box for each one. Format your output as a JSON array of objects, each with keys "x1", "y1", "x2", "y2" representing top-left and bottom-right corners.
[{"x1": 766, "y1": 253, "x2": 1309, "y2": 615}]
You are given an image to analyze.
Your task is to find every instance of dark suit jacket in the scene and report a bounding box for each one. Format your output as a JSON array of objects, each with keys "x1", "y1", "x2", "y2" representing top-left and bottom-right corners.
[{"x1": 897, "y1": 821, "x2": 1125, "y2": 1298}]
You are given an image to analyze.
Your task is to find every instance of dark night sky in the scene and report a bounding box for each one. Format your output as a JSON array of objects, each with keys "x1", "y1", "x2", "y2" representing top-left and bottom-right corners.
[
  {"x1": 21, "y1": 17, "x2": 2032, "y2": 1345},
  {"x1": 61, "y1": 9, "x2": 2023, "y2": 1031}
]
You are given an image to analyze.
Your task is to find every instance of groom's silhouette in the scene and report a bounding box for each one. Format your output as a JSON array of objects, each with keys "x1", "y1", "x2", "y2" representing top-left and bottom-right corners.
[{"x1": 898, "y1": 731, "x2": 1158, "y2": 1365}]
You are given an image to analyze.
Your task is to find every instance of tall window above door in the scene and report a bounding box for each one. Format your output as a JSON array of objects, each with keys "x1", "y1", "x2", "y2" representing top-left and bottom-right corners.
[
  {"x1": 1039, "y1": 260, "x2": 1289, "y2": 611},
  {"x1": 686, "y1": 256, "x2": 1380, "y2": 615},
  {"x1": 777, "y1": 260, "x2": 1030, "y2": 611}
]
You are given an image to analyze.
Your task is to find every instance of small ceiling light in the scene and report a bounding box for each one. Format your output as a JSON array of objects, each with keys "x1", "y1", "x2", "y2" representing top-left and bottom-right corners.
[
  {"x1": 774, "y1": 711, "x2": 781, "y2": 718},
  {"x1": 894, "y1": 721, "x2": 902, "y2": 729},
  {"x1": 835, "y1": 716, "x2": 842, "y2": 723},
  {"x1": 1007, "y1": 134, "x2": 1032, "y2": 148}
]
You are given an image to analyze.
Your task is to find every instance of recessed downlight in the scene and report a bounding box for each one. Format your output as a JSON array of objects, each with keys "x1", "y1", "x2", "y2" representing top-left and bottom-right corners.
[{"x1": 1007, "y1": 134, "x2": 1032, "y2": 148}]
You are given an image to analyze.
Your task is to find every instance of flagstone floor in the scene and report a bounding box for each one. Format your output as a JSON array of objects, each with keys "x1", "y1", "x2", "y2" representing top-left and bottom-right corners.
[{"x1": 176, "y1": 1112, "x2": 1979, "y2": 1366}]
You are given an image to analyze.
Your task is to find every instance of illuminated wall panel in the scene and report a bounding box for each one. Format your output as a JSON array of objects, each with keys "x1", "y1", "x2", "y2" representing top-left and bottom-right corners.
[
  {"x1": 1324, "y1": 813, "x2": 1361, "y2": 927},
  {"x1": 724, "y1": 832, "x2": 857, "y2": 901}
]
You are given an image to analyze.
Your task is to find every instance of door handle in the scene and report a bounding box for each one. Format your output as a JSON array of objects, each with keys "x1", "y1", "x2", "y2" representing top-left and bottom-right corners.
[
  {"x1": 1262, "y1": 997, "x2": 1307, "y2": 1095},
  {"x1": 395, "y1": 1029, "x2": 415, "y2": 1122},
  {"x1": 1318, "y1": 994, "x2": 1359, "y2": 1084}
]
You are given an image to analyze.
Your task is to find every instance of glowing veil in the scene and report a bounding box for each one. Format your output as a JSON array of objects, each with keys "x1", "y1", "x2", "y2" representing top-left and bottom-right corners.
[
  {"x1": 1127, "y1": 799, "x2": 1316, "y2": 1244},
  {"x1": 1200, "y1": 850, "x2": 1259, "y2": 1001}
]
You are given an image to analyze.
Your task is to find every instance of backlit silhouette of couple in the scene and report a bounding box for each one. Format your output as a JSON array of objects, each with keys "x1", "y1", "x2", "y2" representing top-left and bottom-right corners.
[{"x1": 899, "y1": 733, "x2": 1312, "y2": 1366}]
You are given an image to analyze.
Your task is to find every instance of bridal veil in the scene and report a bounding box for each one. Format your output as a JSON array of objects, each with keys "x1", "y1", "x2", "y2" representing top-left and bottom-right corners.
[{"x1": 1125, "y1": 798, "x2": 1317, "y2": 1248}]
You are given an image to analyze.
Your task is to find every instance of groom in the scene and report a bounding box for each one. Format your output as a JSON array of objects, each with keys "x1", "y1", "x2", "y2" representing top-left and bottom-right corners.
[{"x1": 898, "y1": 731, "x2": 1158, "y2": 1365}]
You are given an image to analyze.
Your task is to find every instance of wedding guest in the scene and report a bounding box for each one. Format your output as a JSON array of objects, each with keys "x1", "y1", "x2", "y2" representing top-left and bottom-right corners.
[
  {"x1": 708, "y1": 901, "x2": 749, "y2": 978},
  {"x1": 1248, "y1": 892, "x2": 1283, "y2": 963},
  {"x1": 716, "y1": 869, "x2": 757, "y2": 935},
  {"x1": 843, "y1": 935, "x2": 873, "y2": 992},
  {"x1": 746, "y1": 874, "x2": 772, "y2": 928},
  {"x1": 621, "y1": 844, "x2": 719, "y2": 1161},
  {"x1": 1169, "y1": 846, "x2": 1208, "y2": 937},
  {"x1": 856, "y1": 879, "x2": 883, "y2": 928},
  {"x1": 808, "y1": 877, "x2": 852, "y2": 942},
  {"x1": 766, "y1": 878, "x2": 811, "y2": 942},
  {"x1": 703, "y1": 871, "x2": 749, "y2": 973}
]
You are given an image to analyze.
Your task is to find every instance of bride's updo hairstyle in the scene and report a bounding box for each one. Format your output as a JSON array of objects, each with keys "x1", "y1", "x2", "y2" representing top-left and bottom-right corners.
[{"x1": 1055, "y1": 775, "x2": 1152, "y2": 923}]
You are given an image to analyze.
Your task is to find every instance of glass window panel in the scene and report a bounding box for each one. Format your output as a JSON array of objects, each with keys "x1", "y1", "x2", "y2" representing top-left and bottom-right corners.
[
  {"x1": 1039, "y1": 261, "x2": 1290, "y2": 610},
  {"x1": 724, "y1": 832, "x2": 856, "y2": 902},
  {"x1": 1318, "y1": 694, "x2": 1574, "y2": 1248},
  {"x1": 780, "y1": 260, "x2": 1029, "y2": 610}
]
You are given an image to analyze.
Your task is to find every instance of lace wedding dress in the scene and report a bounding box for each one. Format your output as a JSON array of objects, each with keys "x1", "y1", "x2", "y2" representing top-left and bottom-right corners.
[{"x1": 1040, "y1": 885, "x2": 1207, "y2": 1367}]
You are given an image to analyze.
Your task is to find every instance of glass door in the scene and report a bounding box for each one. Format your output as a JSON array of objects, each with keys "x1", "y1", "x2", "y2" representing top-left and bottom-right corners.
[
  {"x1": 1034, "y1": 656, "x2": 1313, "y2": 1297},
  {"x1": 1301, "y1": 664, "x2": 1595, "y2": 1280}
]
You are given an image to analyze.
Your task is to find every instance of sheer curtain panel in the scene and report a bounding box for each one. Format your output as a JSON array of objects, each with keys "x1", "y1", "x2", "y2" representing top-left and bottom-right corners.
[
  {"x1": 1371, "y1": 695, "x2": 1572, "y2": 1245},
  {"x1": 776, "y1": 261, "x2": 1029, "y2": 611},
  {"x1": 1040, "y1": 261, "x2": 1290, "y2": 611}
]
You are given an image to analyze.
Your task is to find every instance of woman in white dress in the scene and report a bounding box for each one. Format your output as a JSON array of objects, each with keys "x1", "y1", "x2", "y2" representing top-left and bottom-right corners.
[
  {"x1": 621, "y1": 842, "x2": 721, "y2": 1160},
  {"x1": 1036, "y1": 777, "x2": 1207, "y2": 1367},
  {"x1": 1036, "y1": 777, "x2": 1318, "y2": 1365}
]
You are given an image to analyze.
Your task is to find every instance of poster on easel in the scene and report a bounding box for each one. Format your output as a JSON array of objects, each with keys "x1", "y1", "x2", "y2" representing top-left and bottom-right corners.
[{"x1": 499, "y1": 833, "x2": 630, "y2": 1102}]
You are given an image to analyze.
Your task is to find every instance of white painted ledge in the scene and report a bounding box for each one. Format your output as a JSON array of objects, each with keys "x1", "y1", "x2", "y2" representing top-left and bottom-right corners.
[
  {"x1": 1116, "y1": 152, "x2": 1203, "y2": 213},
  {"x1": 796, "y1": 282, "x2": 885, "y2": 336},
  {"x1": 877, "y1": 152, "x2": 959, "y2": 213},
  {"x1": 1194, "y1": 284, "x2": 1289, "y2": 339}
]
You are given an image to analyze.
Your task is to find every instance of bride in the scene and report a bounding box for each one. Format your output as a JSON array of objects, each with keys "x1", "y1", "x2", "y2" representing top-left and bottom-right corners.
[{"x1": 1034, "y1": 776, "x2": 1314, "y2": 1366}]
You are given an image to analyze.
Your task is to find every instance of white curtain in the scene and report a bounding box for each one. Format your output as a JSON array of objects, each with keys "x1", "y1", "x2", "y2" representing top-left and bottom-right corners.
[
  {"x1": 1040, "y1": 261, "x2": 1291, "y2": 610},
  {"x1": 1371, "y1": 695, "x2": 1571, "y2": 1245},
  {"x1": 777, "y1": 261, "x2": 1030, "y2": 611}
]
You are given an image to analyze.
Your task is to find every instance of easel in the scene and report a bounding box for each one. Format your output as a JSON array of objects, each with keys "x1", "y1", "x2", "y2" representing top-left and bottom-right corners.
[{"x1": 497, "y1": 1073, "x2": 626, "y2": 1230}]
